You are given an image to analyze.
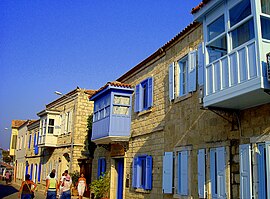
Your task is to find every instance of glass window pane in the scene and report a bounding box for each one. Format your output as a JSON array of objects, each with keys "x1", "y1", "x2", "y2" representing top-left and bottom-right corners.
[
  {"x1": 49, "y1": 119, "x2": 54, "y2": 126},
  {"x1": 48, "y1": 127, "x2": 54, "y2": 134},
  {"x1": 208, "y1": 15, "x2": 225, "y2": 41},
  {"x1": 230, "y1": 0, "x2": 251, "y2": 27},
  {"x1": 207, "y1": 35, "x2": 227, "y2": 63},
  {"x1": 105, "y1": 106, "x2": 110, "y2": 117},
  {"x1": 231, "y1": 19, "x2": 255, "y2": 48},
  {"x1": 113, "y1": 106, "x2": 129, "y2": 115},
  {"x1": 261, "y1": 0, "x2": 270, "y2": 15},
  {"x1": 113, "y1": 95, "x2": 130, "y2": 105},
  {"x1": 261, "y1": 17, "x2": 270, "y2": 40}
]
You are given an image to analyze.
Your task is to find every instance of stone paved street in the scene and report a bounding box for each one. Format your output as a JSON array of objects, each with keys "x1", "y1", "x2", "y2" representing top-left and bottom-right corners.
[{"x1": 0, "y1": 181, "x2": 44, "y2": 199}]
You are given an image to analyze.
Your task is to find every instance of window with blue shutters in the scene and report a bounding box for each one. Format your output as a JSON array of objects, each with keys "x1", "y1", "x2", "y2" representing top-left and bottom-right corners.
[
  {"x1": 239, "y1": 144, "x2": 252, "y2": 199},
  {"x1": 169, "y1": 63, "x2": 175, "y2": 101},
  {"x1": 38, "y1": 163, "x2": 41, "y2": 182},
  {"x1": 198, "y1": 149, "x2": 206, "y2": 198},
  {"x1": 134, "y1": 77, "x2": 153, "y2": 112},
  {"x1": 178, "y1": 51, "x2": 197, "y2": 97},
  {"x1": 132, "y1": 155, "x2": 152, "y2": 190},
  {"x1": 210, "y1": 147, "x2": 226, "y2": 199},
  {"x1": 97, "y1": 158, "x2": 106, "y2": 178},
  {"x1": 257, "y1": 142, "x2": 270, "y2": 199},
  {"x1": 177, "y1": 150, "x2": 189, "y2": 196},
  {"x1": 162, "y1": 152, "x2": 173, "y2": 194}
]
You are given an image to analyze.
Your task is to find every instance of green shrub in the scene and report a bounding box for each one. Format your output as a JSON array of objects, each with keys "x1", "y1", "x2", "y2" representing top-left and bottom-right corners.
[{"x1": 90, "y1": 172, "x2": 110, "y2": 199}]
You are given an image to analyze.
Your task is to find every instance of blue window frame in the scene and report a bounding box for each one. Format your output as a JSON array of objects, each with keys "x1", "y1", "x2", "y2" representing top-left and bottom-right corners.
[
  {"x1": 93, "y1": 94, "x2": 110, "y2": 122},
  {"x1": 179, "y1": 57, "x2": 188, "y2": 96},
  {"x1": 132, "y1": 155, "x2": 152, "y2": 190},
  {"x1": 97, "y1": 158, "x2": 106, "y2": 178},
  {"x1": 134, "y1": 77, "x2": 153, "y2": 112}
]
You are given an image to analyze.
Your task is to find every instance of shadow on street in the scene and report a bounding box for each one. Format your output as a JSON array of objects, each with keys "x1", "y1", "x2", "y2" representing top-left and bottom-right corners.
[{"x1": 0, "y1": 183, "x2": 18, "y2": 199}]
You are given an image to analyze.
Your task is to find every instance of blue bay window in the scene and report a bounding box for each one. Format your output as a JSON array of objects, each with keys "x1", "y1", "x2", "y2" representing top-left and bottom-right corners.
[
  {"x1": 90, "y1": 82, "x2": 134, "y2": 143},
  {"x1": 134, "y1": 77, "x2": 153, "y2": 112},
  {"x1": 132, "y1": 155, "x2": 152, "y2": 190}
]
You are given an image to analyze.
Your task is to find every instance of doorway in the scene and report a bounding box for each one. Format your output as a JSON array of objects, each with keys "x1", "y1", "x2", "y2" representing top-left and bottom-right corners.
[{"x1": 116, "y1": 158, "x2": 124, "y2": 199}]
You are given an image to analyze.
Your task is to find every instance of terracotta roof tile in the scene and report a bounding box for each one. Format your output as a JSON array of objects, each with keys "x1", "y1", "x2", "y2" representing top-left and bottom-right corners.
[
  {"x1": 191, "y1": 0, "x2": 211, "y2": 14},
  {"x1": 90, "y1": 81, "x2": 133, "y2": 99},
  {"x1": 27, "y1": 120, "x2": 39, "y2": 126},
  {"x1": 11, "y1": 120, "x2": 27, "y2": 128},
  {"x1": 84, "y1": 90, "x2": 96, "y2": 97}
]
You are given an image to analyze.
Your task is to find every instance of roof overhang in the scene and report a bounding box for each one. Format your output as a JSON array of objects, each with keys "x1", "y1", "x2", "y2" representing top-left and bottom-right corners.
[
  {"x1": 193, "y1": 0, "x2": 224, "y2": 22},
  {"x1": 90, "y1": 85, "x2": 134, "y2": 101}
]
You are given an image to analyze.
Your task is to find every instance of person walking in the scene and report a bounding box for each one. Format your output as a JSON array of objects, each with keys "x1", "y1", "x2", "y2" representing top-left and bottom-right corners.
[
  {"x1": 76, "y1": 173, "x2": 87, "y2": 199},
  {"x1": 5, "y1": 171, "x2": 10, "y2": 185},
  {"x1": 18, "y1": 174, "x2": 37, "y2": 199},
  {"x1": 60, "y1": 173, "x2": 72, "y2": 199},
  {"x1": 45, "y1": 172, "x2": 58, "y2": 199},
  {"x1": 58, "y1": 173, "x2": 65, "y2": 198}
]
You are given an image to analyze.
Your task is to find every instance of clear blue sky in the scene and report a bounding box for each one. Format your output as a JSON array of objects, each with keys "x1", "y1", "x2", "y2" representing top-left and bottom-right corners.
[{"x1": 0, "y1": 0, "x2": 201, "y2": 150}]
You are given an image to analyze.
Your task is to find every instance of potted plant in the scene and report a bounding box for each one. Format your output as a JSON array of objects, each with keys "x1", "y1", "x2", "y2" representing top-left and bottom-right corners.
[
  {"x1": 71, "y1": 170, "x2": 80, "y2": 196},
  {"x1": 90, "y1": 172, "x2": 110, "y2": 199}
]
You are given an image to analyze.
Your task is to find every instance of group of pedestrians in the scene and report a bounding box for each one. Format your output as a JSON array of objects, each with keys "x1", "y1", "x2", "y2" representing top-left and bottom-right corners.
[{"x1": 17, "y1": 169, "x2": 87, "y2": 199}]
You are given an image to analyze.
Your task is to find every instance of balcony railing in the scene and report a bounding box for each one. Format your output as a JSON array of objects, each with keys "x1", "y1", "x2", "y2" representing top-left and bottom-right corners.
[{"x1": 205, "y1": 40, "x2": 258, "y2": 96}]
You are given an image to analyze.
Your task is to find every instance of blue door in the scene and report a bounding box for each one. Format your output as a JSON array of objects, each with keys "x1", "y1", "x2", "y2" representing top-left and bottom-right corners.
[{"x1": 117, "y1": 158, "x2": 124, "y2": 199}]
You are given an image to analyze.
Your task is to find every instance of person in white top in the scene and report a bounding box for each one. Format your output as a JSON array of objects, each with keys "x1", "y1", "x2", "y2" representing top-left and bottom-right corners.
[
  {"x1": 60, "y1": 170, "x2": 72, "y2": 199},
  {"x1": 76, "y1": 173, "x2": 87, "y2": 199}
]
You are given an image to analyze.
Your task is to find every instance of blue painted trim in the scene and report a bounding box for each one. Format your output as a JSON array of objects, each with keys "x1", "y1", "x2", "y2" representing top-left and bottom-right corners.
[{"x1": 117, "y1": 158, "x2": 124, "y2": 199}]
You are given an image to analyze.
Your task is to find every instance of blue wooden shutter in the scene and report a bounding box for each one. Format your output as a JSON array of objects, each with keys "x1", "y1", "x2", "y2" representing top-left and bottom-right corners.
[
  {"x1": 162, "y1": 152, "x2": 173, "y2": 194},
  {"x1": 145, "y1": 155, "x2": 153, "y2": 190},
  {"x1": 198, "y1": 149, "x2": 206, "y2": 198},
  {"x1": 169, "y1": 63, "x2": 175, "y2": 101},
  {"x1": 132, "y1": 157, "x2": 138, "y2": 188},
  {"x1": 25, "y1": 165, "x2": 29, "y2": 175},
  {"x1": 28, "y1": 135, "x2": 32, "y2": 149},
  {"x1": 266, "y1": 142, "x2": 270, "y2": 198},
  {"x1": 188, "y1": 50, "x2": 197, "y2": 92},
  {"x1": 38, "y1": 163, "x2": 41, "y2": 182},
  {"x1": 180, "y1": 151, "x2": 189, "y2": 195},
  {"x1": 239, "y1": 144, "x2": 252, "y2": 199},
  {"x1": 97, "y1": 158, "x2": 101, "y2": 178},
  {"x1": 147, "y1": 77, "x2": 153, "y2": 108},
  {"x1": 135, "y1": 84, "x2": 140, "y2": 112},
  {"x1": 258, "y1": 144, "x2": 266, "y2": 199},
  {"x1": 216, "y1": 147, "x2": 226, "y2": 198},
  {"x1": 210, "y1": 149, "x2": 217, "y2": 198},
  {"x1": 101, "y1": 158, "x2": 106, "y2": 174},
  {"x1": 30, "y1": 164, "x2": 33, "y2": 180},
  {"x1": 198, "y1": 43, "x2": 204, "y2": 86}
]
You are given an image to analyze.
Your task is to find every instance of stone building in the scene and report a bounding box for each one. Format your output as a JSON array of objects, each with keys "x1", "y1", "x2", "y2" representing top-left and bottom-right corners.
[
  {"x1": 36, "y1": 88, "x2": 95, "y2": 189},
  {"x1": 90, "y1": 0, "x2": 270, "y2": 198},
  {"x1": 25, "y1": 120, "x2": 41, "y2": 185},
  {"x1": 10, "y1": 120, "x2": 26, "y2": 165},
  {"x1": 15, "y1": 120, "x2": 35, "y2": 182}
]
